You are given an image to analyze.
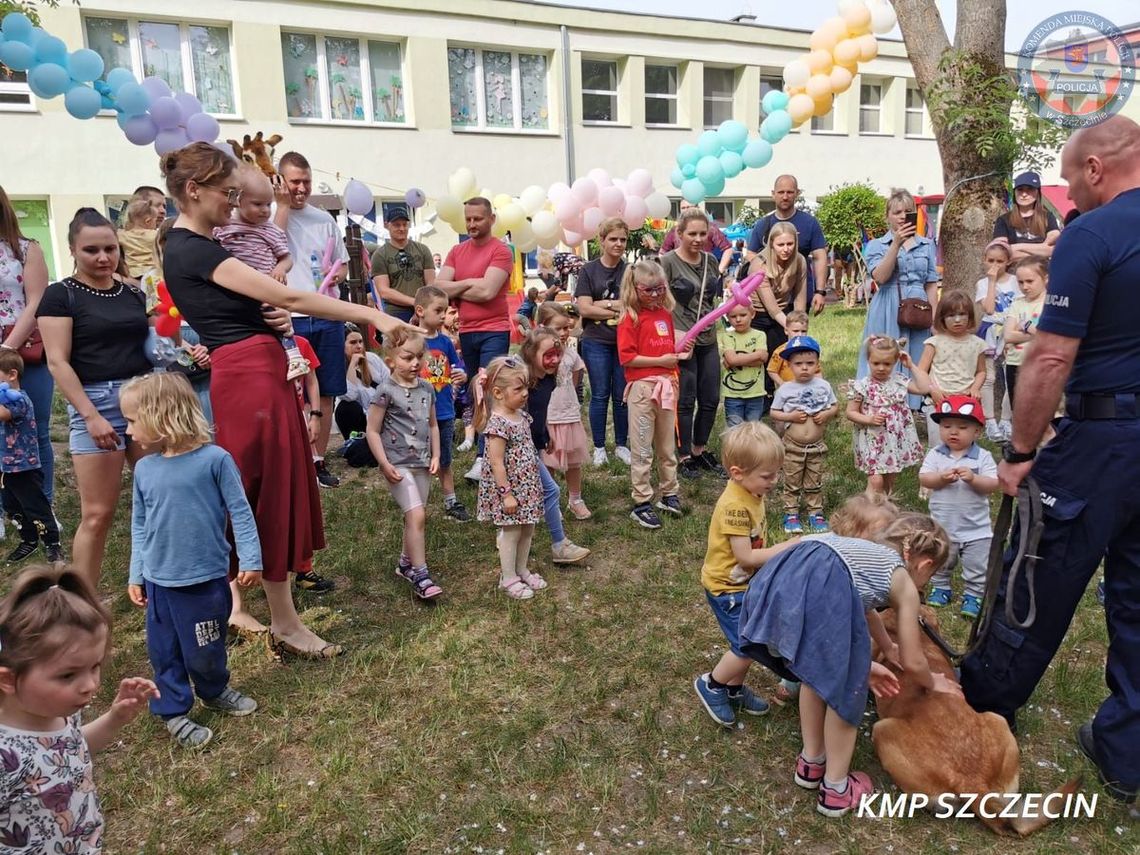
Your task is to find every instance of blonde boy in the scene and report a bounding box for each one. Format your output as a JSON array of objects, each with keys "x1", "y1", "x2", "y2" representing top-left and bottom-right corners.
[
  {"x1": 767, "y1": 311, "x2": 821, "y2": 388},
  {"x1": 693, "y1": 421, "x2": 799, "y2": 727}
]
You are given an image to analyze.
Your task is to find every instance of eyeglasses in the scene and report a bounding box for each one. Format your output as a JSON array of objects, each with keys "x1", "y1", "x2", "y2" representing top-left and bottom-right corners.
[
  {"x1": 201, "y1": 184, "x2": 243, "y2": 205},
  {"x1": 636, "y1": 285, "x2": 666, "y2": 296}
]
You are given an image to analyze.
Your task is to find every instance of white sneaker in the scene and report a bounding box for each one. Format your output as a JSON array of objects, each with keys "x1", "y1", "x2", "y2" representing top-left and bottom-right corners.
[
  {"x1": 999, "y1": 420, "x2": 1013, "y2": 441},
  {"x1": 985, "y1": 420, "x2": 1004, "y2": 443},
  {"x1": 457, "y1": 438, "x2": 474, "y2": 453},
  {"x1": 464, "y1": 457, "x2": 483, "y2": 483},
  {"x1": 592, "y1": 447, "x2": 608, "y2": 467},
  {"x1": 551, "y1": 539, "x2": 591, "y2": 564},
  {"x1": 614, "y1": 445, "x2": 632, "y2": 466}
]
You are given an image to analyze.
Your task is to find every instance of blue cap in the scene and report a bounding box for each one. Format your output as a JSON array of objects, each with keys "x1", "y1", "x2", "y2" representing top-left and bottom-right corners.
[
  {"x1": 783, "y1": 335, "x2": 821, "y2": 359},
  {"x1": 1013, "y1": 171, "x2": 1041, "y2": 190}
]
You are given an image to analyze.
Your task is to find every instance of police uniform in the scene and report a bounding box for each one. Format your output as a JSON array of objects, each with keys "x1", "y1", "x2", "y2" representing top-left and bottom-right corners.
[{"x1": 961, "y1": 187, "x2": 1140, "y2": 801}]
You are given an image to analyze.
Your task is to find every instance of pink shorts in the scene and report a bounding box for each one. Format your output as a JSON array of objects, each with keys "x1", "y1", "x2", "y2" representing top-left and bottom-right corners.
[{"x1": 386, "y1": 467, "x2": 432, "y2": 512}]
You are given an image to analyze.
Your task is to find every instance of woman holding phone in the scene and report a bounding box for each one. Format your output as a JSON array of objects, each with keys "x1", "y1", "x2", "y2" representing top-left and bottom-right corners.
[{"x1": 856, "y1": 189, "x2": 941, "y2": 410}]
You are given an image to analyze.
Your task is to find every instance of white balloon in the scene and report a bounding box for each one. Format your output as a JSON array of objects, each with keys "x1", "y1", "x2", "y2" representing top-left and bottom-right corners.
[
  {"x1": 587, "y1": 167, "x2": 612, "y2": 188},
  {"x1": 520, "y1": 184, "x2": 548, "y2": 215},
  {"x1": 537, "y1": 228, "x2": 563, "y2": 249},
  {"x1": 869, "y1": 3, "x2": 897, "y2": 34},
  {"x1": 571, "y1": 177, "x2": 598, "y2": 206},
  {"x1": 626, "y1": 168, "x2": 654, "y2": 197},
  {"x1": 598, "y1": 185, "x2": 625, "y2": 216},
  {"x1": 531, "y1": 210, "x2": 559, "y2": 240},
  {"x1": 448, "y1": 167, "x2": 476, "y2": 200},
  {"x1": 783, "y1": 59, "x2": 811, "y2": 89},
  {"x1": 548, "y1": 181, "x2": 571, "y2": 202},
  {"x1": 512, "y1": 221, "x2": 534, "y2": 247},
  {"x1": 645, "y1": 191, "x2": 671, "y2": 219}
]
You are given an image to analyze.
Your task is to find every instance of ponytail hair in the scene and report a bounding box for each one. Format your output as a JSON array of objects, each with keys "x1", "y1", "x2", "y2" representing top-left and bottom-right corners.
[
  {"x1": 67, "y1": 207, "x2": 115, "y2": 248},
  {"x1": 474, "y1": 355, "x2": 529, "y2": 432},
  {"x1": 864, "y1": 334, "x2": 904, "y2": 361},
  {"x1": 617, "y1": 259, "x2": 673, "y2": 325},
  {"x1": 160, "y1": 141, "x2": 236, "y2": 204}
]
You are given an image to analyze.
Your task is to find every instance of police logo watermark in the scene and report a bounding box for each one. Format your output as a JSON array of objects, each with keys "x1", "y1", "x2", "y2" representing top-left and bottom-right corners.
[{"x1": 1018, "y1": 12, "x2": 1135, "y2": 128}]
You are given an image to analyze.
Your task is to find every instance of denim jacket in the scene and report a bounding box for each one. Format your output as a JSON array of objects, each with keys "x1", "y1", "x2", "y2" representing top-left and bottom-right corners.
[{"x1": 864, "y1": 234, "x2": 940, "y2": 299}]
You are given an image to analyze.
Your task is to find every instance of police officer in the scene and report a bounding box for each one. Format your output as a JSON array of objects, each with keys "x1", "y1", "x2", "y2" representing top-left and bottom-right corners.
[{"x1": 961, "y1": 115, "x2": 1140, "y2": 804}]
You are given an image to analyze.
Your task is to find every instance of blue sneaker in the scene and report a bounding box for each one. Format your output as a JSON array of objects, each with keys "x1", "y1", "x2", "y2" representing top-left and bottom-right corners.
[
  {"x1": 783, "y1": 513, "x2": 803, "y2": 535},
  {"x1": 728, "y1": 685, "x2": 770, "y2": 717},
  {"x1": 960, "y1": 594, "x2": 981, "y2": 618},
  {"x1": 808, "y1": 513, "x2": 829, "y2": 533},
  {"x1": 927, "y1": 587, "x2": 952, "y2": 608},
  {"x1": 693, "y1": 673, "x2": 735, "y2": 727}
]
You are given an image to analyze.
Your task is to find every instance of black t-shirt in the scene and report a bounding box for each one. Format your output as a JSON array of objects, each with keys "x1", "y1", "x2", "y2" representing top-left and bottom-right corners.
[
  {"x1": 574, "y1": 258, "x2": 626, "y2": 344},
  {"x1": 527, "y1": 374, "x2": 557, "y2": 450},
  {"x1": 37, "y1": 278, "x2": 151, "y2": 384},
  {"x1": 162, "y1": 228, "x2": 275, "y2": 350},
  {"x1": 992, "y1": 209, "x2": 1059, "y2": 244}
]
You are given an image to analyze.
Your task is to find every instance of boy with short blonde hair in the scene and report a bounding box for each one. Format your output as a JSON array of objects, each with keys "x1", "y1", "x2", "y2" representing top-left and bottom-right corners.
[
  {"x1": 693, "y1": 421, "x2": 798, "y2": 728},
  {"x1": 767, "y1": 311, "x2": 819, "y2": 389}
]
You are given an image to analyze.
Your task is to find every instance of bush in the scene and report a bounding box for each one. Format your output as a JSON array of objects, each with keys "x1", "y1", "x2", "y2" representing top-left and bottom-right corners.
[{"x1": 815, "y1": 183, "x2": 887, "y2": 252}]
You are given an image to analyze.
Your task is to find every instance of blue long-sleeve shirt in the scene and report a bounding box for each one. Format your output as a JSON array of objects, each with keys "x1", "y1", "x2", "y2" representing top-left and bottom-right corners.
[{"x1": 128, "y1": 444, "x2": 262, "y2": 586}]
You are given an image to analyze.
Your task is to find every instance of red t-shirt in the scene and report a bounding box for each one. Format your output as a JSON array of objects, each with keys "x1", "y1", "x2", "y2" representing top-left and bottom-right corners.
[
  {"x1": 294, "y1": 335, "x2": 320, "y2": 407},
  {"x1": 444, "y1": 238, "x2": 514, "y2": 333},
  {"x1": 617, "y1": 307, "x2": 677, "y2": 382}
]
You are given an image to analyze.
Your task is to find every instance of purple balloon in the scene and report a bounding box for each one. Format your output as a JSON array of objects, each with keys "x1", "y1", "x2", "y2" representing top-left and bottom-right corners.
[
  {"x1": 154, "y1": 127, "x2": 190, "y2": 156},
  {"x1": 140, "y1": 75, "x2": 173, "y2": 101},
  {"x1": 149, "y1": 96, "x2": 182, "y2": 130},
  {"x1": 404, "y1": 187, "x2": 426, "y2": 209},
  {"x1": 173, "y1": 91, "x2": 202, "y2": 120},
  {"x1": 185, "y1": 111, "x2": 220, "y2": 143},
  {"x1": 123, "y1": 114, "x2": 159, "y2": 146}
]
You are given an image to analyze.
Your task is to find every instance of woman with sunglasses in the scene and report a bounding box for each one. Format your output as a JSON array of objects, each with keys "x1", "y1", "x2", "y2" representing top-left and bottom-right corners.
[
  {"x1": 37, "y1": 208, "x2": 153, "y2": 585},
  {"x1": 992, "y1": 171, "x2": 1060, "y2": 261}
]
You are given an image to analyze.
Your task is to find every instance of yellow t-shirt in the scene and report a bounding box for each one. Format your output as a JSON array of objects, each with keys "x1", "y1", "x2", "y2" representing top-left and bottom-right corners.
[
  {"x1": 701, "y1": 480, "x2": 767, "y2": 596},
  {"x1": 767, "y1": 342, "x2": 823, "y2": 382},
  {"x1": 118, "y1": 227, "x2": 157, "y2": 278}
]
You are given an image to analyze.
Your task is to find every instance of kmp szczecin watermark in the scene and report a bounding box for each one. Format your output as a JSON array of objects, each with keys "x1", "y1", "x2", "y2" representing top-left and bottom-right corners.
[
  {"x1": 856, "y1": 791, "x2": 1098, "y2": 820},
  {"x1": 1018, "y1": 11, "x2": 1135, "y2": 128}
]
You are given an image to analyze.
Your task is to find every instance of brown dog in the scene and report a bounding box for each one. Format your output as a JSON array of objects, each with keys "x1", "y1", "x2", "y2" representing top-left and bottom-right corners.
[{"x1": 871, "y1": 606, "x2": 1079, "y2": 836}]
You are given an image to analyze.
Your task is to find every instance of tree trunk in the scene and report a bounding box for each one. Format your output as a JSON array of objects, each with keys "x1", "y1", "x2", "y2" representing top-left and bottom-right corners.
[{"x1": 893, "y1": 0, "x2": 1010, "y2": 295}]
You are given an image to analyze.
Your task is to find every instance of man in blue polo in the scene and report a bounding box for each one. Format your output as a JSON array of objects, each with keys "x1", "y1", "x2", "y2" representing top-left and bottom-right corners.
[
  {"x1": 961, "y1": 115, "x2": 1140, "y2": 805},
  {"x1": 745, "y1": 174, "x2": 829, "y2": 314}
]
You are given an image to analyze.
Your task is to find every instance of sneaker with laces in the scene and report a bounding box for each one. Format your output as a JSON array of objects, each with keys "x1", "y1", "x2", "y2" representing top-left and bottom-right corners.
[
  {"x1": 295, "y1": 570, "x2": 336, "y2": 594},
  {"x1": 551, "y1": 539, "x2": 590, "y2": 564},
  {"x1": 655, "y1": 495, "x2": 683, "y2": 517},
  {"x1": 592, "y1": 447, "x2": 609, "y2": 467},
  {"x1": 630, "y1": 503, "x2": 662, "y2": 529},
  {"x1": 6, "y1": 541, "x2": 37, "y2": 563},
  {"x1": 445, "y1": 501, "x2": 471, "y2": 522},
  {"x1": 456, "y1": 437, "x2": 474, "y2": 453},
  {"x1": 201, "y1": 686, "x2": 258, "y2": 716},
  {"x1": 314, "y1": 460, "x2": 340, "y2": 488},
  {"x1": 817, "y1": 771, "x2": 875, "y2": 817},
  {"x1": 698, "y1": 451, "x2": 729, "y2": 478},
  {"x1": 464, "y1": 457, "x2": 483, "y2": 483},
  {"x1": 166, "y1": 715, "x2": 213, "y2": 749},
  {"x1": 679, "y1": 457, "x2": 703, "y2": 479},
  {"x1": 44, "y1": 543, "x2": 66, "y2": 565},
  {"x1": 927, "y1": 587, "x2": 952, "y2": 608},
  {"x1": 808, "y1": 513, "x2": 829, "y2": 533},
  {"x1": 727, "y1": 685, "x2": 769, "y2": 717},
  {"x1": 783, "y1": 514, "x2": 803, "y2": 535},
  {"x1": 794, "y1": 753, "x2": 826, "y2": 789},
  {"x1": 693, "y1": 673, "x2": 735, "y2": 727},
  {"x1": 960, "y1": 594, "x2": 982, "y2": 618},
  {"x1": 614, "y1": 445, "x2": 632, "y2": 465}
]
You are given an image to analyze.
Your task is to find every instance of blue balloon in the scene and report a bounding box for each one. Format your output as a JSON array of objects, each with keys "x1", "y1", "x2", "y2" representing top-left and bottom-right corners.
[
  {"x1": 64, "y1": 84, "x2": 102, "y2": 119},
  {"x1": 760, "y1": 111, "x2": 792, "y2": 144},
  {"x1": 1, "y1": 12, "x2": 34, "y2": 42},
  {"x1": 33, "y1": 34, "x2": 68, "y2": 65},
  {"x1": 696, "y1": 129, "x2": 721, "y2": 157},
  {"x1": 116, "y1": 109, "x2": 132, "y2": 129},
  {"x1": 0, "y1": 39, "x2": 34, "y2": 72},
  {"x1": 26, "y1": 26, "x2": 44, "y2": 47},
  {"x1": 681, "y1": 163, "x2": 696, "y2": 179},
  {"x1": 106, "y1": 67, "x2": 136, "y2": 94},
  {"x1": 719, "y1": 150, "x2": 744, "y2": 179},
  {"x1": 675, "y1": 143, "x2": 699, "y2": 168},
  {"x1": 741, "y1": 139, "x2": 774, "y2": 170},
  {"x1": 695, "y1": 155, "x2": 724, "y2": 186},
  {"x1": 67, "y1": 48, "x2": 105, "y2": 83},
  {"x1": 762, "y1": 90, "x2": 790, "y2": 116},
  {"x1": 28, "y1": 62, "x2": 70, "y2": 98},
  {"x1": 702, "y1": 174, "x2": 726, "y2": 198},
  {"x1": 670, "y1": 167, "x2": 685, "y2": 189},
  {"x1": 115, "y1": 82, "x2": 151, "y2": 116},
  {"x1": 681, "y1": 177, "x2": 706, "y2": 205},
  {"x1": 717, "y1": 120, "x2": 749, "y2": 154}
]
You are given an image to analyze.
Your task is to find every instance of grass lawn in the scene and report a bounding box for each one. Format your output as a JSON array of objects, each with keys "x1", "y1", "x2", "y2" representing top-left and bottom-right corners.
[{"x1": 20, "y1": 306, "x2": 1134, "y2": 853}]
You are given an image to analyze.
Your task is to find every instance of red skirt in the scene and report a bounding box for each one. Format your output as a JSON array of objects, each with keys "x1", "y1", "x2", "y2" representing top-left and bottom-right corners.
[{"x1": 211, "y1": 334, "x2": 324, "y2": 581}]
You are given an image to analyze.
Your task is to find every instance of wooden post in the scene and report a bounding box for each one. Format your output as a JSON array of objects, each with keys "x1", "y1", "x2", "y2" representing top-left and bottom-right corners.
[{"x1": 343, "y1": 220, "x2": 371, "y2": 345}]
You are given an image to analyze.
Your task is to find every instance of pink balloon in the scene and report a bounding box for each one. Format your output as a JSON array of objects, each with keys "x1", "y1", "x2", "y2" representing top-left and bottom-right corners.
[
  {"x1": 597, "y1": 185, "x2": 625, "y2": 216},
  {"x1": 554, "y1": 195, "x2": 580, "y2": 224},
  {"x1": 587, "y1": 167, "x2": 611, "y2": 188},
  {"x1": 622, "y1": 195, "x2": 649, "y2": 229},
  {"x1": 563, "y1": 214, "x2": 584, "y2": 235},
  {"x1": 548, "y1": 181, "x2": 571, "y2": 202},
  {"x1": 675, "y1": 272, "x2": 765, "y2": 353},
  {"x1": 582, "y1": 206, "x2": 606, "y2": 235},
  {"x1": 571, "y1": 176, "x2": 597, "y2": 206},
  {"x1": 563, "y1": 230, "x2": 584, "y2": 246},
  {"x1": 626, "y1": 168, "x2": 654, "y2": 197}
]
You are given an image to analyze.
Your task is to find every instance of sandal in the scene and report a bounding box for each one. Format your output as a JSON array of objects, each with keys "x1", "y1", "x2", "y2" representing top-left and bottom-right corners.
[
  {"x1": 500, "y1": 578, "x2": 534, "y2": 600},
  {"x1": 271, "y1": 633, "x2": 344, "y2": 660},
  {"x1": 567, "y1": 498, "x2": 593, "y2": 520},
  {"x1": 396, "y1": 565, "x2": 443, "y2": 600},
  {"x1": 518, "y1": 570, "x2": 547, "y2": 591},
  {"x1": 229, "y1": 623, "x2": 280, "y2": 662}
]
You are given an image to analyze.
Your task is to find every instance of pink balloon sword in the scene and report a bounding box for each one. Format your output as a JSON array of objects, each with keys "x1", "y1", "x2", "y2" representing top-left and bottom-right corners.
[{"x1": 674, "y1": 271, "x2": 766, "y2": 353}]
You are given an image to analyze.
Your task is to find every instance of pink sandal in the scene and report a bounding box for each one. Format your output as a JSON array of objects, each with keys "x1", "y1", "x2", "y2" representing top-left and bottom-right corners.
[
  {"x1": 518, "y1": 570, "x2": 547, "y2": 590},
  {"x1": 500, "y1": 578, "x2": 534, "y2": 600},
  {"x1": 567, "y1": 498, "x2": 593, "y2": 520}
]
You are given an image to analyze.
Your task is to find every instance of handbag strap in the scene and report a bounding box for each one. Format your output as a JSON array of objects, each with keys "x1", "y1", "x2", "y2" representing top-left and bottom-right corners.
[{"x1": 696, "y1": 254, "x2": 711, "y2": 317}]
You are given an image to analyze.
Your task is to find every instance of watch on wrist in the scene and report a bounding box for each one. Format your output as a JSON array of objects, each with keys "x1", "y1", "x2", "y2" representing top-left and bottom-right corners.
[
  {"x1": 309, "y1": 410, "x2": 324, "y2": 418},
  {"x1": 498, "y1": 484, "x2": 513, "y2": 495},
  {"x1": 1002, "y1": 445, "x2": 1036, "y2": 464}
]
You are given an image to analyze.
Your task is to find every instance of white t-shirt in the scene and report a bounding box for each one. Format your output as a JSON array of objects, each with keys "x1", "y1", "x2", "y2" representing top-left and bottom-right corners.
[
  {"x1": 770, "y1": 376, "x2": 837, "y2": 415},
  {"x1": 920, "y1": 442, "x2": 997, "y2": 542},
  {"x1": 282, "y1": 204, "x2": 349, "y2": 295},
  {"x1": 973, "y1": 275, "x2": 1018, "y2": 356}
]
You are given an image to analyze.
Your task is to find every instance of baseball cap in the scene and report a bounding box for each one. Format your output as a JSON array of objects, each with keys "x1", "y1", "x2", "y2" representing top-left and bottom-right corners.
[
  {"x1": 386, "y1": 205, "x2": 410, "y2": 222},
  {"x1": 1012, "y1": 171, "x2": 1041, "y2": 190},
  {"x1": 782, "y1": 335, "x2": 821, "y2": 359},
  {"x1": 930, "y1": 395, "x2": 986, "y2": 427}
]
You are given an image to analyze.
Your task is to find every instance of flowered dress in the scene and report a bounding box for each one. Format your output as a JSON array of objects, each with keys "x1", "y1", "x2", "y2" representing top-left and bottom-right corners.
[
  {"x1": 849, "y1": 375, "x2": 922, "y2": 475},
  {"x1": 477, "y1": 411, "x2": 544, "y2": 525}
]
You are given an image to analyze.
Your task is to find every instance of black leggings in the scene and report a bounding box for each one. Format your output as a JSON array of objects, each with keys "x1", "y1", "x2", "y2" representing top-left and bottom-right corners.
[
  {"x1": 678, "y1": 341, "x2": 721, "y2": 457},
  {"x1": 1004, "y1": 364, "x2": 1020, "y2": 408}
]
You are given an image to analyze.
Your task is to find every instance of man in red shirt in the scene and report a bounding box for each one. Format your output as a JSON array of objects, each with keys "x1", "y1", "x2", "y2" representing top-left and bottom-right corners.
[{"x1": 436, "y1": 198, "x2": 513, "y2": 480}]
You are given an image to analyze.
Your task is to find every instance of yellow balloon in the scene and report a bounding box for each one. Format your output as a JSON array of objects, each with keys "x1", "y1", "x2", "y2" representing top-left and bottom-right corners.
[
  {"x1": 436, "y1": 194, "x2": 462, "y2": 224},
  {"x1": 805, "y1": 49, "x2": 834, "y2": 75},
  {"x1": 843, "y1": 2, "x2": 872, "y2": 36},
  {"x1": 447, "y1": 168, "x2": 476, "y2": 200},
  {"x1": 812, "y1": 93, "x2": 834, "y2": 117},
  {"x1": 492, "y1": 192, "x2": 512, "y2": 211},
  {"x1": 806, "y1": 73, "x2": 833, "y2": 100},
  {"x1": 491, "y1": 218, "x2": 509, "y2": 238},
  {"x1": 829, "y1": 65, "x2": 854, "y2": 94},
  {"x1": 833, "y1": 38, "x2": 860, "y2": 66},
  {"x1": 788, "y1": 93, "x2": 815, "y2": 126},
  {"x1": 499, "y1": 202, "x2": 526, "y2": 231},
  {"x1": 857, "y1": 33, "x2": 879, "y2": 62}
]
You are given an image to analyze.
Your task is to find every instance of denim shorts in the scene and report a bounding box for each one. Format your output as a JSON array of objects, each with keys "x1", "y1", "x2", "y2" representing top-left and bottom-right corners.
[
  {"x1": 292, "y1": 316, "x2": 347, "y2": 398},
  {"x1": 438, "y1": 417, "x2": 454, "y2": 469},
  {"x1": 705, "y1": 589, "x2": 746, "y2": 657},
  {"x1": 68, "y1": 379, "x2": 131, "y2": 455}
]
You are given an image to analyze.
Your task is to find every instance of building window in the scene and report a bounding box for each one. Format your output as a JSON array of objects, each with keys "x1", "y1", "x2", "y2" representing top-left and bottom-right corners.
[
  {"x1": 704, "y1": 66, "x2": 735, "y2": 128},
  {"x1": 704, "y1": 200, "x2": 736, "y2": 225},
  {"x1": 905, "y1": 83, "x2": 925, "y2": 136},
  {"x1": 758, "y1": 72, "x2": 783, "y2": 122},
  {"x1": 582, "y1": 58, "x2": 618, "y2": 122},
  {"x1": 645, "y1": 63, "x2": 678, "y2": 125},
  {"x1": 448, "y1": 46, "x2": 549, "y2": 130},
  {"x1": 281, "y1": 33, "x2": 406, "y2": 123},
  {"x1": 0, "y1": 67, "x2": 33, "y2": 112},
  {"x1": 811, "y1": 110, "x2": 835, "y2": 132},
  {"x1": 84, "y1": 16, "x2": 236, "y2": 115},
  {"x1": 859, "y1": 81, "x2": 883, "y2": 133}
]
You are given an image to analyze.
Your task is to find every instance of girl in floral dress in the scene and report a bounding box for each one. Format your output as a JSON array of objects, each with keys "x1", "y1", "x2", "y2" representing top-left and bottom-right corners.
[
  {"x1": 476, "y1": 356, "x2": 546, "y2": 600},
  {"x1": 845, "y1": 336, "x2": 932, "y2": 495}
]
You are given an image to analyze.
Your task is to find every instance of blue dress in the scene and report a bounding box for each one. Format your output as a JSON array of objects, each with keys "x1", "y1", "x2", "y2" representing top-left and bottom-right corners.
[{"x1": 857, "y1": 234, "x2": 941, "y2": 409}]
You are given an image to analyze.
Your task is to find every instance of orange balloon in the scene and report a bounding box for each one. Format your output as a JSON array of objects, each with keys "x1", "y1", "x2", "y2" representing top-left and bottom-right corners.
[
  {"x1": 806, "y1": 73, "x2": 833, "y2": 100},
  {"x1": 843, "y1": 3, "x2": 872, "y2": 37},
  {"x1": 809, "y1": 27, "x2": 839, "y2": 53},
  {"x1": 829, "y1": 65, "x2": 854, "y2": 94},
  {"x1": 857, "y1": 33, "x2": 879, "y2": 62},
  {"x1": 833, "y1": 38, "x2": 860, "y2": 66},
  {"x1": 788, "y1": 93, "x2": 815, "y2": 126},
  {"x1": 786, "y1": 85, "x2": 807, "y2": 97},
  {"x1": 812, "y1": 93, "x2": 834, "y2": 117},
  {"x1": 805, "y1": 49, "x2": 834, "y2": 75}
]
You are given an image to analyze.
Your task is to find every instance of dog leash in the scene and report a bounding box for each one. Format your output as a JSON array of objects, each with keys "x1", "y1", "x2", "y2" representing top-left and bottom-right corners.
[{"x1": 919, "y1": 476, "x2": 1043, "y2": 664}]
